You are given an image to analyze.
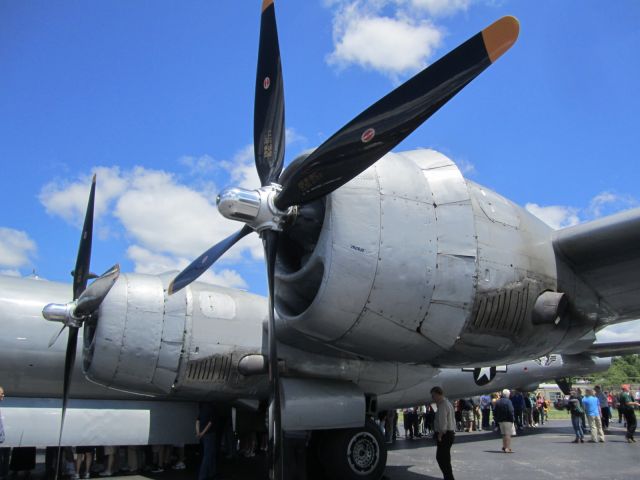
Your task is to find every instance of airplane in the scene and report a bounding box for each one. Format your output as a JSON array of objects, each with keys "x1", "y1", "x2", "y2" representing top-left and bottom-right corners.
[
  {"x1": 2, "y1": 1, "x2": 640, "y2": 480},
  {"x1": 0, "y1": 270, "x2": 618, "y2": 446}
]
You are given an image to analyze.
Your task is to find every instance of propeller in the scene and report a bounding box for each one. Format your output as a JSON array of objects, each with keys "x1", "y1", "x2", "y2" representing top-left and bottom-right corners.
[
  {"x1": 41, "y1": 174, "x2": 120, "y2": 480},
  {"x1": 169, "y1": 4, "x2": 519, "y2": 479}
]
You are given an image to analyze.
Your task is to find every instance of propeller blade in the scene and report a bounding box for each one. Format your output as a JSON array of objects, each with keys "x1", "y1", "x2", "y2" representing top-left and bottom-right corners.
[
  {"x1": 274, "y1": 16, "x2": 519, "y2": 210},
  {"x1": 73, "y1": 174, "x2": 96, "y2": 300},
  {"x1": 54, "y1": 325, "x2": 79, "y2": 480},
  {"x1": 54, "y1": 175, "x2": 97, "y2": 480},
  {"x1": 264, "y1": 230, "x2": 283, "y2": 480},
  {"x1": 74, "y1": 264, "x2": 120, "y2": 317},
  {"x1": 168, "y1": 225, "x2": 254, "y2": 295},
  {"x1": 48, "y1": 325, "x2": 67, "y2": 348},
  {"x1": 254, "y1": 0, "x2": 285, "y2": 186}
]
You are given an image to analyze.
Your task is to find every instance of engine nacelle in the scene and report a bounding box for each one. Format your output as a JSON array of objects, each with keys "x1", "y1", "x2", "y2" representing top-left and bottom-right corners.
[
  {"x1": 275, "y1": 149, "x2": 596, "y2": 366},
  {"x1": 83, "y1": 272, "x2": 267, "y2": 398}
]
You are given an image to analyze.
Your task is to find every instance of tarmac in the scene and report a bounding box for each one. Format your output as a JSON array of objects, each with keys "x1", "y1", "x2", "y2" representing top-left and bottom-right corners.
[
  {"x1": 24, "y1": 419, "x2": 640, "y2": 480},
  {"x1": 147, "y1": 419, "x2": 637, "y2": 480}
]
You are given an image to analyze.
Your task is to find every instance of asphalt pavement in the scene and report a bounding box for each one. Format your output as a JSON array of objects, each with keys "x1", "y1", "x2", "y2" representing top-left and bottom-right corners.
[
  {"x1": 137, "y1": 419, "x2": 638, "y2": 480},
  {"x1": 384, "y1": 419, "x2": 638, "y2": 480},
  {"x1": 28, "y1": 419, "x2": 638, "y2": 480}
]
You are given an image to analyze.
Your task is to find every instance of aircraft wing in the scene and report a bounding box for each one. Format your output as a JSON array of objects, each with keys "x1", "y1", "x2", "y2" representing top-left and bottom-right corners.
[
  {"x1": 583, "y1": 341, "x2": 640, "y2": 358},
  {"x1": 553, "y1": 207, "x2": 640, "y2": 323}
]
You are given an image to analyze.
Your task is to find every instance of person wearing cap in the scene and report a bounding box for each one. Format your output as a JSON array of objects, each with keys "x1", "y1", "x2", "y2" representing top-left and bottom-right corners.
[
  {"x1": 494, "y1": 389, "x2": 515, "y2": 453},
  {"x1": 618, "y1": 384, "x2": 639, "y2": 443},
  {"x1": 430, "y1": 386, "x2": 456, "y2": 480}
]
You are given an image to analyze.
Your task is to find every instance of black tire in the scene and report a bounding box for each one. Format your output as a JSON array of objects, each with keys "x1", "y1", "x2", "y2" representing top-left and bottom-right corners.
[{"x1": 316, "y1": 419, "x2": 387, "y2": 480}]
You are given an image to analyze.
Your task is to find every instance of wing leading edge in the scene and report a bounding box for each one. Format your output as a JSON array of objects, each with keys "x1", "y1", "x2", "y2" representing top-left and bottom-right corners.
[
  {"x1": 584, "y1": 341, "x2": 640, "y2": 358},
  {"x1": 553, "y1": 207, "x2": 640, "y2": 323}
]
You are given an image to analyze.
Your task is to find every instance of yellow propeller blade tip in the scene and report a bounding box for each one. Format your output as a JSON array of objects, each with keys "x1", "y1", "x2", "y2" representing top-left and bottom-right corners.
[
  {"x1": 482, "y1": 16, "x2": 520, "y2": 63},
  {"x1": 262, "y1": 0, "x2": 274, "y2": 12}
]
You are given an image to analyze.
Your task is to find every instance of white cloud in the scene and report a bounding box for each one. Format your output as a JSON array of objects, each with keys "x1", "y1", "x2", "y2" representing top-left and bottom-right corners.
[
  {"x1": 328, "y1": 11, "x2": 443, "y2": 77},
  {"x1": 179, "y1": 154, "x2": 218, "y2": 176},
  {"x1": 408, "y1": 0, "x2": 470, "y2": 16},
  {"x1": 285, "y1": 127, "x2": 308, "y2": 147},
  {"x1": 0, "y1": 227, "x2": 37, "y2": 269},
  {"x1": 222, "y1": 144, "x2": 261, "y2": 190},
  {"x1": 325, "y1": 0, "x2": 474, "y2": 78},
  {"x1": 38, "y1": 166, "x2": 128, "y2": 226},
  {"x1": 588, "y1": 191, "x2": 638, "y2": 218},
  {"x1": 113, "y1": 167, "x2": 238, "y2": 259},
  {"x1": 525, "y1": 203, "x2": 580, "y2": 230},
  {"x1": 39, "y1": 148, "x2": 268, "y2": 289},
  {"x1": 596, "y1": 319, "x2": 640, "y2": 343},
  {"x1": 526, "y1": 190, "x2": 638, "y2": 230}
]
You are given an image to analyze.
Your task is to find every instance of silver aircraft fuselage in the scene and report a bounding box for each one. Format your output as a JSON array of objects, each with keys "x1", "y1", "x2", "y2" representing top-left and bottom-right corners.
[{"x1": 0, "y1": 272, "x2": 610, "y2": 447}]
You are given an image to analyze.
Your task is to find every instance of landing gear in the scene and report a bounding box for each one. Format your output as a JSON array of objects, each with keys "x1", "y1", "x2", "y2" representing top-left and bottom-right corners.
[{"x1": 311, "y1": 419, "x2": 387, "y2": 480}]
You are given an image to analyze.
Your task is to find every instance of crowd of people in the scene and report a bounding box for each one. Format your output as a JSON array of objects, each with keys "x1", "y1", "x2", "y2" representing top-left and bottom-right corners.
[
  {"x1": 379, "y1": 389, "x2": 552, "y2": 444},
  {"x1": 373, "y1": 384, "x2": 640, "y2": 480},
  {"x1": 564, "y1": 384, "x2": 639, "y2": 443}
]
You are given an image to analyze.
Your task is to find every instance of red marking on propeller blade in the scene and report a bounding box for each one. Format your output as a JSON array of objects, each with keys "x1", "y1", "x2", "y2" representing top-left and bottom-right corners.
[{"x1": 361, "y1": 127, "x2": 375, "y2": 143}]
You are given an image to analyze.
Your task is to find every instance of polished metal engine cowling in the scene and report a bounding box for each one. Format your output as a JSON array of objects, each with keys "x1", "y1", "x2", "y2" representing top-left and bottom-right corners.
[
  {"x1": 83, "y1": 273, "x2": 267, "y2": 398},
  {"x1": 273, "y1": 149, "x2": 594, "y2": 366}
]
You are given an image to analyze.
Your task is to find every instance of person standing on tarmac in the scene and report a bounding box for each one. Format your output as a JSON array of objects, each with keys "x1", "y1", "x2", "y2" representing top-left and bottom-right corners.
[
  {"x1": 618, "y1": 385, "x2": 639, "y2": 443},
  {"x1": 430, "y1": 386, "x2": 456, "y2": 480},
  {"x1": 196, "y1": 402, "x2": 217, "y2": 480},
  {"x1": 494, "y1": 389, "x2": 515, "y2": 453},
  {"x1": 0, "y1": 386, "x2": 10, "y2": 480}
]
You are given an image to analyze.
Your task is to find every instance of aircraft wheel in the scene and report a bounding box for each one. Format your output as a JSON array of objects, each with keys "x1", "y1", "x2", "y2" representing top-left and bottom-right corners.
[{"x1": 316, "y1": 419, "x2": 387, "y2": 480}]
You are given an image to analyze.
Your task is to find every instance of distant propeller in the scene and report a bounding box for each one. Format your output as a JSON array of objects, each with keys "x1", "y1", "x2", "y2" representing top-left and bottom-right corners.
[
  {"x1": 41, "y1": 174, "x2": 120, "y2": 480},
  {"x1": 169, "y1": 5, "x2": 519, "y2": 479}
]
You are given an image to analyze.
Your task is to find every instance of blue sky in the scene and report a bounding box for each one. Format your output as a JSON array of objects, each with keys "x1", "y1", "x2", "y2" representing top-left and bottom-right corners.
[{"x1": 1, "y1": 1, "x2": 639, "y2": 338}]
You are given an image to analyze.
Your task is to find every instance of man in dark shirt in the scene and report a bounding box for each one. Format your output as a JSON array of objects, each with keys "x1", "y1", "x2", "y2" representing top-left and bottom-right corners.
[
  {"x1": 510, "y1": 390, "x2": 525, "y2": 430},
  {"x1": 196, "y1": 402, "x2": 216, "y2": 480},
  {"x1": 460, "y1": 398, "x2": 473, "y2": 432},
  {"x1": 619, "y1": 385, "x2": 639, "y2": 442},
  {"x1": 494, "y1": 389, "x2": 515, "y2": 453}
]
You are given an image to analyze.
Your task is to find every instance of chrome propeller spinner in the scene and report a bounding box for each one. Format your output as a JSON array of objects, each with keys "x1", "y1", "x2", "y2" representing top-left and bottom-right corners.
[{"x1": 216, "y1": 184, "x2": 294, "y2": 232}]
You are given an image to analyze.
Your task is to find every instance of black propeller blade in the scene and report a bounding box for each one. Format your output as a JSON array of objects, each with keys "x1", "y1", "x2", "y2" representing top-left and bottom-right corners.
[
  {"x1": 264, "y1": 229, "x2": 283, "y2": 479},
  {"x1": 255, "y1": 5, "x2": 287, "y2": 477},
  {"x1": 274, "y1": 15, "x2": 519, "y2": 210},
  {"x1": 73, "y1": 174, "x2": 96, "y2": 299},
  {"x1": 54, "y1": 174, "x2": 96, "y2": 480},
  {"x1": 254, "y1": 0, "x2": 285, "y2": 186},
  {"x1": 167, "y1": 225, "x2": 253, "y2": 295}
]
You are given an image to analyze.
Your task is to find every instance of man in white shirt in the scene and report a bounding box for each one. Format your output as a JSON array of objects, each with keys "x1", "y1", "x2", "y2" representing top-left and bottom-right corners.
[{"x1": 431, "y1": 386, "x2": 456, "y2": 480}]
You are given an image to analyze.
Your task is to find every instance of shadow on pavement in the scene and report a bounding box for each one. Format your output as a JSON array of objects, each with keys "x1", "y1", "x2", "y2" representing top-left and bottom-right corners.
[{"x1": 382, "y1": 466, "x2": 441, "y2": 480}]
